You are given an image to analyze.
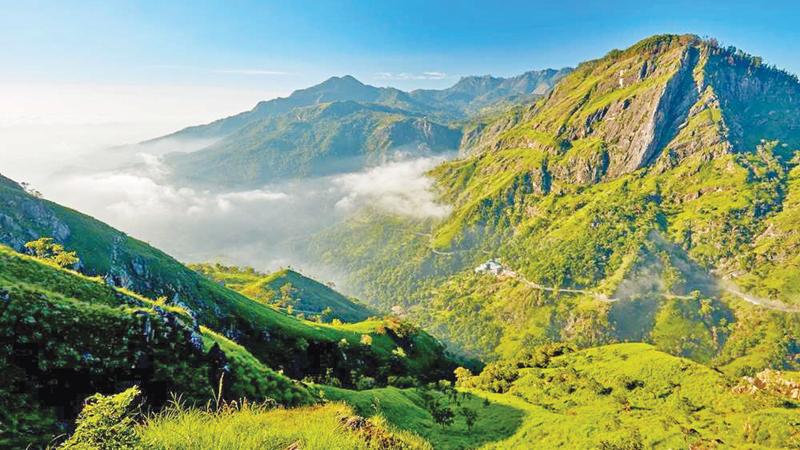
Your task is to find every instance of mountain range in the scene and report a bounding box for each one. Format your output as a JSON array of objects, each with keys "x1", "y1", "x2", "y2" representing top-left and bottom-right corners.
[
  {"x1": 3, "y1": 34, "x2": 800, "y2": 449},
  {"x1": 137, "y1": 69, "x2": 569, "y2": 188}
]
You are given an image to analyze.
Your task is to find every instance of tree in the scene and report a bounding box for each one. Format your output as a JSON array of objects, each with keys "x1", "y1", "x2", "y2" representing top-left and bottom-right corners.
[
  {"x1": 320, "y1": 307, "x2": 333, "y2": 323},
  {"x1": 454, "y1": 367, "x2": 474, "y2": 386},
  {"x1": 461, "y1": 407, "x2": 478, "y2": 431},
  {"x1": 24, "y1": 237, "x2": 79, "y2": 268},
  {"x1": 430, "y1": 401, "x2": 454, "y2": 428},
  {"x1": 19, "y1": 181, "x2": 42, "y2": 198},
  {"x1": 279, "y1": 283, "x2": 297, "y2": 308}
]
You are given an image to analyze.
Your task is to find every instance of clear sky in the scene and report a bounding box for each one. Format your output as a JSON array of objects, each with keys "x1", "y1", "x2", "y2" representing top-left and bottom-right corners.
[{"x1": 2, "y1": 0, "x2": 800, "y2": 126}]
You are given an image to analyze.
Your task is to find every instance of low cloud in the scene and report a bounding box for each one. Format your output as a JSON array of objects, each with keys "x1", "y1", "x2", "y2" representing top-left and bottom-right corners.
[
  {"x1": 333, "y1": 157, "x2": 451, "y2": 219},
  {"x1": 36, "y1": 151, "x2": 451, "y2": 276}
]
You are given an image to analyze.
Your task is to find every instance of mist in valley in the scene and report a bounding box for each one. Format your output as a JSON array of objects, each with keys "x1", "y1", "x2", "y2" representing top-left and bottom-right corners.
[{"x1": 0, "y1": 122, "x2": 451, "y2": 285}]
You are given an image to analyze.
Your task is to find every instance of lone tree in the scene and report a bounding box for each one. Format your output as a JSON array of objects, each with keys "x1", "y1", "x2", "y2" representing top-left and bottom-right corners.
[
  {"x1": 278, "y1": 283, "x2": 297, "y2": 308},
  {"x1": 24, "y1": 237, "x2": 79, "y2": 268},
  {"x1": 430, "y1": 401, "x2": 454, "y2": 429},
  {"x1": 461, "y1": 407, "x2": 478, "y2": 431}
]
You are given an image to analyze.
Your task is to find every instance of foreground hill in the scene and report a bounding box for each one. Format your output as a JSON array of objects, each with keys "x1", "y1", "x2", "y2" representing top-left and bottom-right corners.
[
  {"x1": 191, "y1": 263, "x2": 373, "y2": 322},
  {"x1": 0, "y1": 245, "x2": 312, "y2": 447},
  {"x1": 0, "y1": 173, "x2": 454, "y2": 385},
  {"x1": 62, "y1": 343, "x2": 800, "y2": 449},
  {"x1": 312, "y1": 35, "x2": 800, "y2": 369}
]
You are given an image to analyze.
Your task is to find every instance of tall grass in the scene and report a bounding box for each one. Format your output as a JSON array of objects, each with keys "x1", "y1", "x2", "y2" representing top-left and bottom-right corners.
[{"x1": 137, "y1": 399, "x2": 431, "y2": 450}]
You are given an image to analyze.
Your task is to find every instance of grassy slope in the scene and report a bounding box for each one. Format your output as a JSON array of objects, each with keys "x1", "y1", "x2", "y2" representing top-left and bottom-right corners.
[
  {"x1": 479, "y1": 343, "x2": 800, "y2": 449},
  {"x1": 139, "y1": 402, "x2": 432, "y2": 450},
  {"x1": 0, "y1": 245, "x2": 311, "y2": 448},
  {"x1": 312, "y1": 343, "x2": 800, "y2": 449},
  {"x1": 0, "y1": 180, "x2": 453, "y2": 384},
  {"x1": 191, "y1": 263, "x2": 373, "y2": 322}
]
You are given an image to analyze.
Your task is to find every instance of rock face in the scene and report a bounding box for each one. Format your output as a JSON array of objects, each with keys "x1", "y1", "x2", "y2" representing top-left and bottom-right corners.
[
  {"x1": 733, "y1": 369, "x2": 800, "y2": 400},
  {"x1": 463, "y1": 34, "x2": 800, "y2": 187},
  {"x1": 0, "y1": 186, "x2": 71, "y2": 250}
]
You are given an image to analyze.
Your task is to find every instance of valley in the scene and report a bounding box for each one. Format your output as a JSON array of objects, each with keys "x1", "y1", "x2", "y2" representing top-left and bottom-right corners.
[{"x1": 2, "y1": 31, "x2": 800, "y2": 449}]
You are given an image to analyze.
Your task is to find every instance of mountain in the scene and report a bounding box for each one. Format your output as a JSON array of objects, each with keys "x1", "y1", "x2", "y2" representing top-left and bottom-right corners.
[
  {"x1": 151, "y1": 70, "x2": 569, "y2": 145},
  {"x1": 148, "y1": 75, "x2": 422, "y2": 143},
  {"x1": 311, "y1": 35, "x2": 800, "y2": 370},
  {"x1": 190, "y1": 263, "x2": 374, "y2": 322},
  {"x1": 409, "y1": 68, "x2": 572, "y2": 118},
  {"x1": 134, "y1": 70, "x2": 568, "y2": 188},
  {"x1": 165, "y1": 101, "x2": 462, "y2": 188}
]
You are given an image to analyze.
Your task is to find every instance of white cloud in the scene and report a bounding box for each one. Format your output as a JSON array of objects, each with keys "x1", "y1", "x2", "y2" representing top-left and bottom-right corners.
[
  {"x1": 333, "y1": 157, "x2": 451, "y2": 219},
  {"x1": 212, "y1": 69, "x2": 289, "y2": 76},
  {"x1": 375, "y1": 71, "x2": 448, "y2": 81}
]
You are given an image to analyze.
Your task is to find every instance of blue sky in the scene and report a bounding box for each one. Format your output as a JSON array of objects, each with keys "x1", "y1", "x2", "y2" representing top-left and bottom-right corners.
[{"x1": 2, "y1": 0, "x2": 799, "y2": 124}]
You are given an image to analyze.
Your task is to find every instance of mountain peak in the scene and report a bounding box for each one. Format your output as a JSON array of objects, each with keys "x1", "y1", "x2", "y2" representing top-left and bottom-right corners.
[
  {"x1": 461, "y1": 33, "x2": 800, "y2": 185},
  {"x1": 318, "y1": 74, "x2": 365, "y2": 88}
]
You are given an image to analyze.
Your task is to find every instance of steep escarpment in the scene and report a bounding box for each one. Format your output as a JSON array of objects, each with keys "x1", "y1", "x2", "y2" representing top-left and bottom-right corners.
[{"x1": 312, "y1": 35, "x2": 800, "y2": 369}]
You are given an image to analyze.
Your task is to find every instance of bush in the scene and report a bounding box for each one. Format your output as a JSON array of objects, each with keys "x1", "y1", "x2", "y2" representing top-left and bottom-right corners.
[
  {"x1": 356, "y1": 376, "x2": 377, "y2": 390},
  {"x1": 25, "y1": 237, "x2": 79, "y2": 268},
  {"x1": 59, "y1": 387, "x2": 141, "y2": 449}
]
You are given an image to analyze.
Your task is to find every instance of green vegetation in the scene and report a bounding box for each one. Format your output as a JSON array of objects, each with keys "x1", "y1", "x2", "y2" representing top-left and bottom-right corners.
[
  {"x1": 24, "y1": 237, "x2": 79, "y2": 268},
  {"x1": 312, "y1": 35, "x2": 800, "y2": 376},
  {"x1": 455, "y1": 343, "x2": 800, "y2": 448},
  {"x1": 6, "y1": 34, "x2": 800, "y2": 449},
  {"x1": 0, "y1": 244, "x2": 312, "y2": 447},
  {"x1": 139, "y1": 401, "x2": 432, "y2": 450},
  {"x1": 0, "y1": 177, "x2": 455, "y2": 390},
  {"x1": 191, "y1": 263, "x2": 373, "y2": 322}
]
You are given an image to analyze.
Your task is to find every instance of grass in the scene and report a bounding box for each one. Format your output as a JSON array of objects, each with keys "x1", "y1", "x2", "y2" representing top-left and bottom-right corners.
[
  {"x1": 321, "y1": 386, "x2": 526, "y2": 450},
  {"x1": 138, "y1": 401, "x2": 432, "y2": 450},
  {"x1": 460, "y1": 343, "x2": 800, "y2": 449}
]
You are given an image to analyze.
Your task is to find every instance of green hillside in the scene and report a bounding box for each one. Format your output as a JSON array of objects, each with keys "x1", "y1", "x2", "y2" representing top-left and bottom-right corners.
[
  {"x1": 191, "y1": 263, "x2": 373, "y2": 322},
  {"x1": 0, "y1": 174, "x2": 454, "y2": 387},
  {"x1": 130, "y1": 343, "x2": 799, "y2": 449},
  {"x1": 311, "y1": 35, "x2": 800, "y2": 371},
  {"x1": 0, "y1": 245, "x2": 312, "y2": 448},
  {"x1": 166, "y1": 101, "x2": 462, "y2": 188}
]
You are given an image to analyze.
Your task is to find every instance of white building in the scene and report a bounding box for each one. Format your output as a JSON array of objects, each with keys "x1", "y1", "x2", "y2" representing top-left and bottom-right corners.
[{"x1": 474, "y1": 259, "x2": 504, "y2": 275}]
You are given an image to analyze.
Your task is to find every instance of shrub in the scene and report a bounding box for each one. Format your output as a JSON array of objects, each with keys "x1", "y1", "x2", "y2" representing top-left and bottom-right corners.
[
  {"x1": 59, "y1": 387, "x2": 141, "y2": 449},
  {"x1": 356, "y1": 376, "x2": 377, "y2": 391},
  {"x1": 24, "y1": 237, "x2": 79, "y2": 268}
]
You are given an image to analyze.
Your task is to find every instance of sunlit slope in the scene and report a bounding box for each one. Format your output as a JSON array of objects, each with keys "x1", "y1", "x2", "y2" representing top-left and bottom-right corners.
[
  {"x1": 191, "y1": 263, "x2": 373, "y2": 322},
  {"x1": 0, "y1": 176, "x2": 454, "y2": 385},
  {"x1": 0, "y1": 245, "x2": 312, "y2": 448},
  {"x1": 312, "y1": 35, "x2": 800, "y2": 368}
]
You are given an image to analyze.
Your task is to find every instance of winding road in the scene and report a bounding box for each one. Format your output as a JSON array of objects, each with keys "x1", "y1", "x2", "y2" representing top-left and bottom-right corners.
[{"x1": 414, "y1": 230, "x2": 800, "y2": 312}]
